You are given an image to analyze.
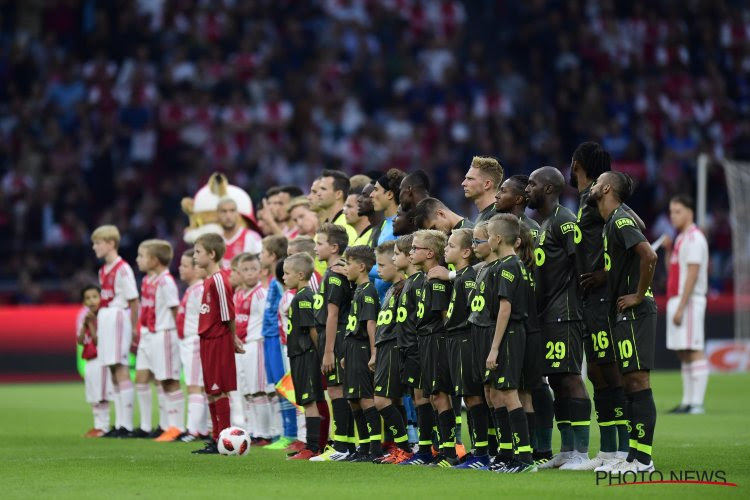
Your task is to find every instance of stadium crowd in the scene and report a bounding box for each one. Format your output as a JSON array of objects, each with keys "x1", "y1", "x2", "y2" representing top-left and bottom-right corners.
[{"x1": 0, "y1": 0, "x2": 744, "y2": 301}]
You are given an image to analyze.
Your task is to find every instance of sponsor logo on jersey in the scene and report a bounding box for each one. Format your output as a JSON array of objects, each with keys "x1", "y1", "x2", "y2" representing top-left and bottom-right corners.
[{"x1": 616, "y1": 217, "x2": 635, "y2": 229}]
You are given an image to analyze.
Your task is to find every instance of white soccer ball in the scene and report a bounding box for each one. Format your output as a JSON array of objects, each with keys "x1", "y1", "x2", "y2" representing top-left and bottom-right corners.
[{"x1": 217, "y1": 427, "x2": 251, "y2": 456}]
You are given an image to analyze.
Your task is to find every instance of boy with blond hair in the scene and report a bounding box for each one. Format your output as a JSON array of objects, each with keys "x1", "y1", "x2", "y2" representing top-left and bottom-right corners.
[{"x1": 91, "y1": 225, "x2": 139, "y2": 437}]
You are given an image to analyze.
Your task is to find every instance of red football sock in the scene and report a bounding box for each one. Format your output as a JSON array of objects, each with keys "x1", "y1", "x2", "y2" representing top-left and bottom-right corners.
[
  {"x1": 215, "y1": 397, "x2": 231, "y2": 437},
  {"x1": 208, "y1": 401, "x2": 219, "y2": 441},
  {"x1": 317, "y1": 400, "x2": 330, "y2": 449}
]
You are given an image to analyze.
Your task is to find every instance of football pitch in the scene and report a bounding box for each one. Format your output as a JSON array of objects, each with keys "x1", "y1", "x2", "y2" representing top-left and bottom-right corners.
[{"x1": 1, "y1": 372, "x2": 748, "y2": 499}]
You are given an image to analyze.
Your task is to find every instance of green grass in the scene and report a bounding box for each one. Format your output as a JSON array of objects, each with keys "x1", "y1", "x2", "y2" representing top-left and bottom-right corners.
[{"x1": 0, "y1": 372, "x2": 748, "y2": 499}]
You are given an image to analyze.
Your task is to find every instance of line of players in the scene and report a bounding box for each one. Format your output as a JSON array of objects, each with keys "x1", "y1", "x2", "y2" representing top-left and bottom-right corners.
[{"x1": 79, "y1": 142, "x2": 659, "y2": 474}]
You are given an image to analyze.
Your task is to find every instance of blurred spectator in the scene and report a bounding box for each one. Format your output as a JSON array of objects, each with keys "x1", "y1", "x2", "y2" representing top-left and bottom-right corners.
[{"x1": 0, "y1": 0, "x2": 740, "y2": 302}]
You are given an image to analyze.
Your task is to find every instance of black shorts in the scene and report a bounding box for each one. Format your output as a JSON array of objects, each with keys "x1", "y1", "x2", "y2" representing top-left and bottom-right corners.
[
  {"x1": 399, "y1": 346, "x2": 421, "y2": 389},
  {"x1": 471, "y1": 324, "x2": 493, "y2": 385},
  {"x1": 519, "y1": 332, "x2": 542, "y2": 392},
  {"x1": 374, "y1": 340, "x2": 404, "y2": 399},
  {"x1": 541, "y1": 321, "x2": 584, "y2": 375},
  {"x1": 318, "y1": 329, "x2": 346, "y2": 386},
  {"x1": 418, "y1": 334, "x2": 452, "y2": 395},
  {"x1": 583, "y1": 296, "x2": 617, "y2": 365},
  {"x1": 343, "y1": 337, "x2": 374, "y2": 400},
  {"x1": 488, "y1": 323, "x2": 526, "y2": 390},
  {"x1": 290, "y1": 350, "x2": 324, "y2": 406},
  {"x1": 447, "y1": 331, "x2": 483, "y2": 397},
  {"x1": 612, "y1": 312, "x2": 656, "y2": 373}
]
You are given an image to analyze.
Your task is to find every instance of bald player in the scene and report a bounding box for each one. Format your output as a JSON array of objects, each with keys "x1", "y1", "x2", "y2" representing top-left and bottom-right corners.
[
  {"x1": 462, "y1": 156, "x2": 504, "y2": 224},
  {"x1": 587, "y1": 171, "x2": 658, "y2": 474},
  {"x1": 526, "y1": 166, "x2": 592, "y2": 470}
]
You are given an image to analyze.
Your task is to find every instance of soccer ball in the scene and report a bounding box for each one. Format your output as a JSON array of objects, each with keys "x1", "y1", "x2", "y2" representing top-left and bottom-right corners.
[{"x1": 217, "y1": 427, "x2": 250, "y2": 456}]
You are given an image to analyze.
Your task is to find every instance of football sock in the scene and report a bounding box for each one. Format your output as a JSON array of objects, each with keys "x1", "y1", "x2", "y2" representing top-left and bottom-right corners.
[
  {"x1": 113, "y1": 384, "x2": 122, "y2": 430},
  {"x1": 629, "y1": 388, "x2": 656, "y2": 464},
  {"x1": 569, "y1": 397, "x2": 591, "y2": 453},
  {"x1": 416, "y1": 403, "x2": 435, "y2": 454},
  {"x1": 509, "y1": 408, "x2": 533, "y2": 464},
  {"x1": 438, "y1": 409, "x2": 457, "y2": 458},
  {"x1": 330, "y1": 398, "x2": 350, "y2": 452},
  {"x1": 243, "y1": 396, "x2": 257, "y2": 437},
  {"x1": 305, "y1": 416, "x2": 321, "y2": 453},
  {"x1": 468, "y1": 404, "x2": 489, "y2": 456},
  {"x1": 553, "y1": 397, "x2": 573, "y2": 453},
  {"x1": 690, "y1": 359, "x2": 709, "y2": 407},
  {"x1": 364, "y1": 407, "x2": 382, "y2": 455},
  {"x1": 593, "y1": 389, "x2": 617, "y2": 453},
  {"x1": 254, "y1": 395, "x2": 272, "y2": 439},
  {"x1": 612, "y1": 386, "x2": 629, "y2": 453},
  {"x1": 316, "y1": 400, "x2": 330, "y2": 449},
  {"x1": 167, "y1": 389, "x2": 185, "y2": 432},
  {"x1": 378, "y1": 404, "x2": 410, "y2": 451},
  {"x1": 432, "y1": 409, "x2": 440, "y2": 449},
  {"x1": 494, "y1": 407, "x2": 514, "y2": 463},
  {"x1": 119, "y1": 379, "x2": 134, "y2": 431},
  {"x1": 347, "y1": 407, "x2": 357, "y2": 453},
  {"x1": 208, "y1": 401, "x2": 219, "y2": 441},
  {"x1": 466, "y1": 403, "x2": 476, "y2": 449},
  {"x1": 215, "y1": 396, "x2": 231, "y2": 437},
  {"x1": 269, "y1": 394, "x2": 282, "y2": 437},
  {"x1": 397, "y1": 404, "x2": 407, "y2": 430},
  {"x1": 157, "y1": 385, "x2": 167, "y2": 430},
  {"x1": 452, "y1": 395, "x2": 463, "y2": 445},
  {"x1": 487, "y1": 405, "x2": 498, "y2": 455},
  {"x1": 187, "y1": 393, "x2": 206, "y2": 435},
  {"x1": 352, "y1": 408, "x2": 369, "y2": 453},
  {"x1": 680, "y1": 362, "x2": 692, "y2": 407},
  {"x1": 526, "y1": 412, "x2": 537, "y2": 452},
  {"x1": 532, "y1": 384, "x2": 553, "y2": 452},
  {"x1": 136, "y1": 383, "x2": 152, "y2": 432},
  {"x1": 230, "y1": 391, "x2": 245, "y2": 428},
  {"x1": 297, "y1": 408, "x2": 307, "y2": 443},
  {"x1": 93, "y1": 402, "x2": 110, "y2": 431},
  {"x1": 280, "y1": 397, "x2": 297, "y2": 438}
]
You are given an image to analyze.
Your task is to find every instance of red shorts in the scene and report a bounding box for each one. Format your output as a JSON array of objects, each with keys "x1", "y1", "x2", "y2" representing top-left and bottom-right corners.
[{"x1": 200, "y1": 334, "x2": 237, "y2": 395}]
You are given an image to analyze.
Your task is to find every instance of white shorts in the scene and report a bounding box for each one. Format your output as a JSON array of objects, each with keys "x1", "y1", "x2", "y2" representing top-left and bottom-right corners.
[
  {"x1": 237, "y1": 339, "x2": 273, "y2": 395},
  {"x1": 180, "y1": 335, "x2": 203, "y2": 387},
  {"x1": 666, "y1": 296, "x2": 706, "y2": 351},
  {"x1": 85, "y1": 357, "x2": 113, "y2": 404},
  {"x1": 135, "y1": 329, "x2": 181, "y2": 381},
  {"x1": 97, "y1": 308, "x2": 132, "y2": 367}
]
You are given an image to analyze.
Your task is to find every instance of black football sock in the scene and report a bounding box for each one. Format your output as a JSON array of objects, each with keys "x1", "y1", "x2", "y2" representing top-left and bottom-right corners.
[
  {"x1": 466, "y1": 402, "x2": 476, "y2": 449},
  {"x1": 452, "y1": 396, "x2": 463, "y2": 445},
  {"x1": 593, "y1": 389, "x2": 617, "y2": 453},
  {"x1": 379, "y1": 404, "x2": 410, "y2": 451},
  {"x1": 569, "y1": 397, "x2": 591, "y2": 453},
  {"x1": 364, "y1": 407, "x2": 382, "y2": 455},
  {"x1": 553, "y1": 397, "x2": 573, "y2": 453},
  {"x1": 432, "y1": 409, "x2": 440, "y2": 449},
  {"x1": 509, "y1": 408, "x2": 533, "y2": 464},
  {"x1": 347, "y1": 407, "x2": 357, "y2": 453},
  {"x1": 625, "y1": 394, "x2": 636, "y2": 462},
  {"x1": 630, "y1": 388, "x2": 656, "y2": 464},
  {"x1": 468, "y1": 404, "x2": 489, "y2": 456},
  {"x1": 305, "y1": 416, "x2": 321, "y2": 453},
  {"x1": 494, "y1": 407, "x2": 514, "y2": 463},
  {"x1": 612, "y1": 386, "x2": 630, "y2": 453},
  {"x1": 487, "y1": 404, "x2": 498, "y2": 455},
  {"x1": 438, "y1": 409, "x2": 457, "y2": 458},
  {"x1": 352, "y1": 408, "x2": 369, "y2": 454},
  {"x1": 526, "y1": 412, "x2": 537, "y2": 452},
  {"x1": 532, "y1": 384, "x2": 553, "y2": 453},
  {"x1": 331, "y1": 398, "x2": 350, "y2": 452},
  {"x1": 416, "y1": 403, "x2": 435, "y2": 454}
]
